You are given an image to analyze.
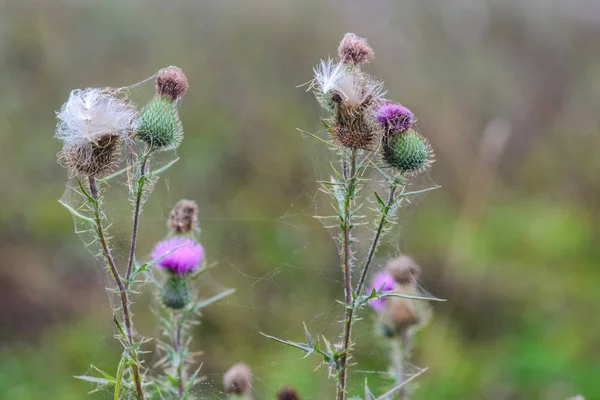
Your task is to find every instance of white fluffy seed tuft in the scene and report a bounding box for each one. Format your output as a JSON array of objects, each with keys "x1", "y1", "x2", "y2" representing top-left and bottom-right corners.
[
  {"x1": 55, "y1": 88, "x2": 138, "y2": 147},
  {"x1": 311, "y1": 58, "x2": 386, "y2": 108}
]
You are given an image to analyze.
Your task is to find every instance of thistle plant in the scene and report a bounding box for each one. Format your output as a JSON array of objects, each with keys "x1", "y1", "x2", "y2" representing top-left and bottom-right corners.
[
  {"x1": 55, "y1": 67, "x2": 232, "y2": 399},
  {"x1": 264, "y1": 33, "x2": 442, "y2": 399},
  {"x1": 152, "y1": 200, "x2": 235, "y2": 398}
]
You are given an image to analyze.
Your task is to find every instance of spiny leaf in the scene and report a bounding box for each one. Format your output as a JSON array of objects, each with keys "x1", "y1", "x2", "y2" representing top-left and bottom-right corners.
[
  {"x1": 193, "y1": 288, "x2": 235, "y2": 310},
  {"x1": 181, "y1": 365, "x2": 203, "y2": 399},
  {"x1": 58, "y1": 200, "x2": 95, "y2": 223},
  {"x1": 97, "y1": 164, "x2": 134, "y2": 183},
  {"x1": 149, "y1": 157, "x2": 180, "y2": 177}
]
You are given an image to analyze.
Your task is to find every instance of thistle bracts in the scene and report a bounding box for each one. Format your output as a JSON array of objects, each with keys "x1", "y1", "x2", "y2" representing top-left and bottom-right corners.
[{"x1": 137, "y1": 95, "x2": 184, "y2": 150}]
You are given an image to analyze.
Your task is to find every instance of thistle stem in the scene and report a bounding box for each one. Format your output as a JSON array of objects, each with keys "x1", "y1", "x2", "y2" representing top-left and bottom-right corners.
[
  {"x1": 355, "y1": 184, "x2": 398, "y2": 298},
  {"x1": 88, "y1": 177, "x2": 145, "y2": 400},
  {"x1": 337, "y1": 149, "x2": 358, "y2": 400},
  {"x1": 398, "y1": 331, "x2": 412, "y2": 400},
  {"x1": 391, "y1": 339, "x2": 404, "y2": 399},
  {"x1": 126, "y1": 146, "x2": 151, "y2": 281},
  {"x1": 172, "y1": 311, "x2": 185, "y2": 397}
]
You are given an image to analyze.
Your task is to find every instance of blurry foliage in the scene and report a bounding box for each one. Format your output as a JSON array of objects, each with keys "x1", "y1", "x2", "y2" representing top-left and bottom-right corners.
[{"x1": 0, "y1": 0, "x2": 599, "y2": 399}]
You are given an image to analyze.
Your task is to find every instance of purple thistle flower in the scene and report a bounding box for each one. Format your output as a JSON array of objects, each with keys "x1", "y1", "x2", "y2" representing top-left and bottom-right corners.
[
  {"x1": 367, "y1": 271, "x2": 396, "y2": 312},
  {"x1": 151, "y1": 237, "x2": 204, "y2": 275},
  {"x1": 375, "y1": 103, "x2": 415, "y2": 133}
]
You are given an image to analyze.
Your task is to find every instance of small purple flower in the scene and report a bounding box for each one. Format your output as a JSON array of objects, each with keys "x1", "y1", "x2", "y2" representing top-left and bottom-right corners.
[
  {"x1": 367, "y1": 271, "x2": 396, "y2": 312},
  {"x1": 375, "y1": 103, "x2": 415, "y2": 133},
  {"x1": 151, "y1": 237, "x2": 204, "y2": 275}
]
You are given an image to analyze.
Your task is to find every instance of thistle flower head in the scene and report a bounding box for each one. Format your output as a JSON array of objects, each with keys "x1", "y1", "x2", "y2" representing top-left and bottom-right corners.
[
  {"x1": 136, "y1": 95, "x2": 183, "y2": 150},
  {"x1": 156, "y1": 66, "x2": 188, "y2": 101},
  {"x1": 151, "y1": 237, "x2": 203, "y2": 275},
  {"x1": 386, "y1": 255, "x2": 421, "y2": 285},
  {"x1": 168, "y1": 199, "x2": 199, "y2": 235},
  {"x1": 277, "y1": 386, "x2": 301, "y2": 400},
  {"x1": 55, "y1": 88, "x2": 137, "y2": 177},
  {"x1": 375, "y1": 103, "x2": 415, "y2": 133},
  {"x1": 367, "y1": 271, "x2": 396, "y2": 313},
  {"x1": 223, "y1": 362, "x2": 252, "y2": 395},
  {"x1": 382, "y1": 129, "x2": 434, "y2": 175},
  {"x1": 338, "y1": 33, "x2": 375, "y2": 65}
]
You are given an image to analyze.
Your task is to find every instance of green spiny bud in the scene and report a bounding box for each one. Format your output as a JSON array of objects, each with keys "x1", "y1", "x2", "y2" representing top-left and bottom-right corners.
[
  {"x1": 382, "y1": 129, "x2": 433, "y2": 175},
  {"x1": 161, "y1": 274, "x2": 190, "y2": 309},
  {"x1": 136, "y1": 96, "x2": 183, "y2": 150}
]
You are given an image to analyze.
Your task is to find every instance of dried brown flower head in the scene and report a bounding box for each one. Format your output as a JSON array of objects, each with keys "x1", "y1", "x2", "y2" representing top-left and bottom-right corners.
[
  {"x1": 338, "y1": 33, "x2": 375, "y2": 65},
  {"x1": 156, "y1": 66, "x2": 188, "y2": 101},
  {"x1": 168, "y1": 199, "x2": 199, "y2": 234},
  {"x1": 386, "y1": 255, "x2": 421, "y2": 285},
  {"x1": 277, "y1": 386, "x2": 301, "y2": 400},
  {"x1": 60, "y1": 133, "x2": 121, "y2": 178},
  {"x1": 223, "y1": 362, "x2": 252, "y2": 395}
]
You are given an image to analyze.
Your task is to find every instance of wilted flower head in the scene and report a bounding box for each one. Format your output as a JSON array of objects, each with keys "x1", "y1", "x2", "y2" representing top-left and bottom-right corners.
[
  {"x1": 223, "y1": 362, "x2": 252, "y2": 395},
  {"x1": 55, "y1": 88, "x2": 137, "y2": 177},
  {"x1": 151, "y1": 237, "x2": 203, "y2": 275},
  {"x1": 386, "y1": 255, "x2": 421, "y2": 285},
  {"x1": 375, "y1": 103, "x2": 415, "y2": 133},
  {"x1": 338, "y1": 33, "x2": 374, "y2": 65},
  {"x1": 382, "y1": 129, "x2": 434, "y2": 175},
  {"x1": 367, "y1": 271, "x2": 396, "y2": 312},
  {"x1": 156, "y1": 66, "x2": 188, "y2": 101},
  {"x1": 168, "y1": 199, "x2": 199, "y2": 235},
  {"x1": 277, "y1": 386, "x2": 301, "y2": 400}
]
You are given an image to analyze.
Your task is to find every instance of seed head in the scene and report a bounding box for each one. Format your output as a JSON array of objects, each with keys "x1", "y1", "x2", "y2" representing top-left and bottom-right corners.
[
  {"x1": 156, "y1": 66, "x2": 188, "y2": 101},
  {"x1": 55, "y1": 88, "x2": 137, "y2": 177},
  {"x1": 136, "y1": 95, "x2": 183, "y2": 150},
  {"x1": 223, "y1": 362, "x2": 252, "y2": 395},
  {"x1": 151, "y1": 237, "x2": 204, "y2": 275},
  {"x1": 382, "y1": 129, "x2": 434, "y2": 175},
  {"x1": 375, "y1": 103, "x2": 415, "y2": 133},
  {"x1": 277, "y1": 386, "x2": 301, "y2": 400},
  {"x1": 386, "y1": 255, "x2": 421, "y2": 285},
  {"x1": 160, "y1": 274, "x2": 190, "y2": 309},
  {"x1": 338, "y1": 33, "x2": 375, "y2": 65},
  {"x1": 168, "y1": 199, "x2": 199, "y2": 235}
]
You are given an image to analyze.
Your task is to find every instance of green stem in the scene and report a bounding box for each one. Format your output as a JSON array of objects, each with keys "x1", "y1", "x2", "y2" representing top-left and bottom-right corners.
[
  {"x1": 126, "y1": 146, "x2": 151, "y2": 281},
  {"x1": 391, "y1": 339, "x2": 404, "y2": 399},
  {"x1": 172, "y1": 311, "x2": 185, "y2": 398},
  {"x1": 88, "y1": 177, "x2": 145, "y2": 400},
  {"x1": 336, "y1": 149, "x2": 358, "y2": 400},
  {"x1": 398, "y1": 331, "x2": 412, "y2": 400},
  {"x1": 355, "y1": 184, "x2": 399, "y2": 298}
]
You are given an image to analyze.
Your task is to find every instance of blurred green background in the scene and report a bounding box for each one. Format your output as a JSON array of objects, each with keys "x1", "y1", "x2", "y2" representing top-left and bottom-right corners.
[{"x1": 1, "y1": 0, "x2": 599, "y2": 399}]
